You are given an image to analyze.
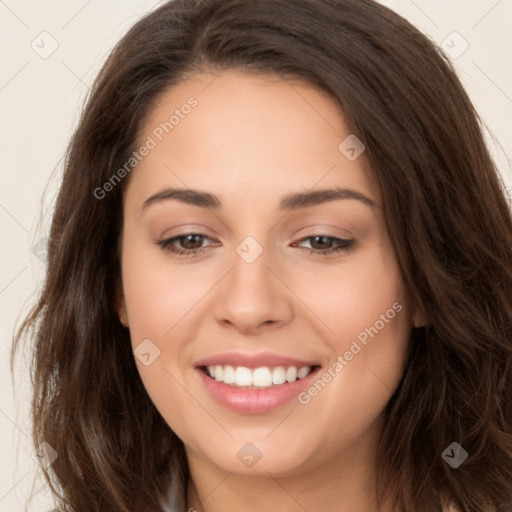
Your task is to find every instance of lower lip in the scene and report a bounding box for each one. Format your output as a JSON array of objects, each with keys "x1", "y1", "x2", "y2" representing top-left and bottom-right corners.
[{"x1": 196, "y1": 367, "x2": 321, "y2": 414}]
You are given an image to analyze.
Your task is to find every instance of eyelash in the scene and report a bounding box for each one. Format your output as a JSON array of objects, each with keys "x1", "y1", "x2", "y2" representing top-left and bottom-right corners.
[{"x1": 154, "y1": 233, "x2": 355, "y2": 258}]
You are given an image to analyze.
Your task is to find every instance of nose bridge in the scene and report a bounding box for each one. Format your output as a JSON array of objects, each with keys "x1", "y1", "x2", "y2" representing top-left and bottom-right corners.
[
  {"x1": 233, "y1": 235, "x2": 272, "y2": 290},
  {"x1": 213, "y1": 233, "x2": 293, "y2": 332}
]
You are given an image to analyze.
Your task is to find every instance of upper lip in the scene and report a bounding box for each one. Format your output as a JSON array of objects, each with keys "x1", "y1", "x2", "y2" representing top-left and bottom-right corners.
[{"x1": 195, "y1": 351, "x2": 321, "y2": 369}]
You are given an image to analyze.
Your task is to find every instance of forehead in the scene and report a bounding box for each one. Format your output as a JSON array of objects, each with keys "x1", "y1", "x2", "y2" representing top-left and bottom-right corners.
[{"x1": 128, "y1": 69, "x2": 380, "y2": 209}]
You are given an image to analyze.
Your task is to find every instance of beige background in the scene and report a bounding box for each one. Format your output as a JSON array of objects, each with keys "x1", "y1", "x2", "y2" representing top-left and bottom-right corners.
[{"x1": 1, "y1": 0, "x2": 511, "y2": 510}]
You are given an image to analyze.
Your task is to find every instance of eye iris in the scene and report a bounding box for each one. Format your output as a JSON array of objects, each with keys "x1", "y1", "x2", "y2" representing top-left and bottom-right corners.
[
  {"x1": 310, "y1": 236, "x2": 332, "y2": 250},
  {"x1": 181, "y1": 234, "x2": 204, "y2": 250}
]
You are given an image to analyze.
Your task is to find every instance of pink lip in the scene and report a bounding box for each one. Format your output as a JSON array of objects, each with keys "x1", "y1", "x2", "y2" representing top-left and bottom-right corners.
[
  {"x1": 195, "y1": 351, "x2": 319, "y2": 369},
  {"x1": 194, "y1": 363, "x2": 322, "y2": 415}
]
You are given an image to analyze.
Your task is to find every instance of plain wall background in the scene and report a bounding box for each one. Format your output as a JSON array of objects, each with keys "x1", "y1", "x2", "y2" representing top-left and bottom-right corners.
[{"x1": 1, "y1": 0, "x2": 511, "y2": 510}]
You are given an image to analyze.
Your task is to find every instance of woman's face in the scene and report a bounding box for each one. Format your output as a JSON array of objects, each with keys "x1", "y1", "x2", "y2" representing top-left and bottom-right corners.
[{"x1": 117, "y1": 70, "x2": 417, "y2": 478}]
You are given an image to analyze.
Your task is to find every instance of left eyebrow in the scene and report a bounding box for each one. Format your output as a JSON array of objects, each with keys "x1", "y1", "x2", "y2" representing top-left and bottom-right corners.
[
  {"x1": 279, "y1": 187, "x2": 378, "y2": 210},
  {"x1": 139, "y1": 186, "x2": 378, "y2": 215}
]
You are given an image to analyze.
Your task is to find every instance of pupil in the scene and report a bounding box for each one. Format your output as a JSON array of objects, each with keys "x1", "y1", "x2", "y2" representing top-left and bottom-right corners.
[
  {"x1": 312, "y1": 236, "x2": 330, "y2": 250},
  {"x1": 183, "y1": 234, "x2": 203, "y2": 249}
]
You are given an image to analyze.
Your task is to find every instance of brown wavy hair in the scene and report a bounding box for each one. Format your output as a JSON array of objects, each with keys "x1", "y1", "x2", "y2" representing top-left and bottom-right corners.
[{"x1": 11, "y1": 0, "x2": 512, "y2": 511}]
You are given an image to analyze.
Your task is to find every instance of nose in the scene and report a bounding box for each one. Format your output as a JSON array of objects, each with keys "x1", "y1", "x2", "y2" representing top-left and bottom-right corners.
[{"x1": 213, "y1": 241, "x2": 294, "y2": 335}]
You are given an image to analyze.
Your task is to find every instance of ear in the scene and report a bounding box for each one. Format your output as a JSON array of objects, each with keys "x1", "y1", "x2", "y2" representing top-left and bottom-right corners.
[
  {"x1": 412, "y1": 305, "x2": 427, "y2": 329},
  {"x1": 114, "y1": 279, "x2": 129, "y2": 327}
]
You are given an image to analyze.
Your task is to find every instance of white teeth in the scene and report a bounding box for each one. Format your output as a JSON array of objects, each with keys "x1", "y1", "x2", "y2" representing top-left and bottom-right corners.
[
  {"x1": 272, "y1": 366, "x2": 286, "y2": 385},
  {"x1": 253, "y1": 367, "x2": 272, "y2": 387},
  {"x1": 204, "y1": 364, "x2": 314, "y2": 388},
  {"x1": 286, "y1": 366, "x2": 297, "y2": 382},
  {"x1": 235, "y1": 366, "x2": 253, "y2": 386},
  {"x1": 223, "y1": 365, "x2": 235, "y2": 384},
  {"x1": 297, "y1": 366, "x2": 310, "y2": 379}
]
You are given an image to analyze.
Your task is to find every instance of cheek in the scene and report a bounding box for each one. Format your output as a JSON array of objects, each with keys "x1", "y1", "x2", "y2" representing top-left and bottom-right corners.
[
  {"x1": 292, "y1": 243, "x2": 409, "y2": 345},
  {"x1": 291, "y1": 263, "x2": 410, "y2": 454},
  {"x1": 120, "y1": 239, "x2": 206, "y2": 437},
  {"x1": 120, "y1": 233, "x2": 213, "y2": 346},
  {"x1": 292, "y1": 244, "x2": 411, "y2": 403}
]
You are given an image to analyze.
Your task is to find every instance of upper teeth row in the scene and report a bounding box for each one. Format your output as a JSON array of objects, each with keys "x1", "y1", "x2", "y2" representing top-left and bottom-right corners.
[{"x1": 207, "y1": 365, "x2": 313, "y2": 387}]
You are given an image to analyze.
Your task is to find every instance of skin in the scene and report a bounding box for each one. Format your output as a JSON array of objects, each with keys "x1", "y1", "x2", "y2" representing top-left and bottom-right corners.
[{"x1": 116, "y1": 70, "x2": 424, "y2": 512}]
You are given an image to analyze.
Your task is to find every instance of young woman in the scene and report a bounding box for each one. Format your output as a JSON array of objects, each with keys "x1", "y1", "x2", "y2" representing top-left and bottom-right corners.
[{"x1": 12, "y1": 0, "x2": 512, "y2": 511}]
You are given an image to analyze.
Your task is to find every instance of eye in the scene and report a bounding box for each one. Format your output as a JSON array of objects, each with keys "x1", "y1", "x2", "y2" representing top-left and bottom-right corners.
[
  {"x1": 294, "y1": 235, "x2": 355, "y2": 257},
  {"x1": 155, "y1": 233, "x2": 218, "y2": 257}
]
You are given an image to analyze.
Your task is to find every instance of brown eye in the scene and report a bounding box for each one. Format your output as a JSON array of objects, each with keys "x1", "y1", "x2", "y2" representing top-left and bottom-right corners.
[
  {"x1": 175, "y1": 234, "x2": 206, "y2": 250},
  {"x1": 155, "y1": 233, "x2": 216, "y2": 257},
  {"x1": 294, "y1": 235, "x2": 355, "y2": 256}
]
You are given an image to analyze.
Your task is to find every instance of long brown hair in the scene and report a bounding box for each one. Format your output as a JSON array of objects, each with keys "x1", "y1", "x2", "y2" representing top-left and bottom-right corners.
[{"x1": 12, "y1": 0, "x2": 512, "y2": 511}]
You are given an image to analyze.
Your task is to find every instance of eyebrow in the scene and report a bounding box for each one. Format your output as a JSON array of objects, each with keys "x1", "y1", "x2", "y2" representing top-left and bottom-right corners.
[{"x1": 140, "y1": 186, "x2": 378, "y2": 214}]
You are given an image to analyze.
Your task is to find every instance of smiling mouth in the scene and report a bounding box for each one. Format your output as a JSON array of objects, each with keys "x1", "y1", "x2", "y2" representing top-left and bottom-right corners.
[{"x1": 199, "y1": 364, "x2": 321, "y2": 389}]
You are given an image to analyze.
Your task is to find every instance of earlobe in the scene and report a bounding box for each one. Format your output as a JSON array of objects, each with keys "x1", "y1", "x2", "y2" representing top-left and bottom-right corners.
[
  {"x1": 117, "y1": 301, "x2": 129, "y2": 327},
  {"x1": 114, "y1": 281, "x2": 129, "y2": 327},
  {"x1": 412, "y1": 308, "x2": 427, "y2": 329}
]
